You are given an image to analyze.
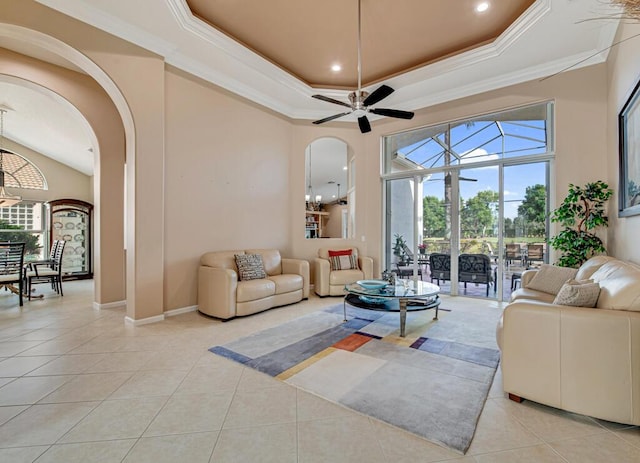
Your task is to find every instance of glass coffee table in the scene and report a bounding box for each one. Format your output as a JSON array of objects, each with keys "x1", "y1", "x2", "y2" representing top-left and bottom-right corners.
[{"x1": 343, "y1": 280, "x2": 440, "y2": 337}]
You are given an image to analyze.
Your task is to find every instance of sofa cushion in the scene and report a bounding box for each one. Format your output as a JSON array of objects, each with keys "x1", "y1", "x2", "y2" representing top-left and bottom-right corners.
[
  {"x1": 575, "y1": 255, "x2": 616, "y2": 281},
  {"x1": 235, "y1": 254, "x2": 267, "y2": 281},
  {"x1": 329, "y1": 268, "x2": 364, "y2": 286},
  {"x1": 236, "y1": 279, "x2": 275, "y2": 303},
  {"x1": 591, "y1": 261, "x2": 640, "y2": 311},
  {"x1": 526, "y1": 264, "x2": 578, "y2": 295},
  {"x1": 268, "y1": 274, "x2": 303, "y2": 294},
  {"x1": 553, "y1": 279, "x2": 600, "y2": 308}
]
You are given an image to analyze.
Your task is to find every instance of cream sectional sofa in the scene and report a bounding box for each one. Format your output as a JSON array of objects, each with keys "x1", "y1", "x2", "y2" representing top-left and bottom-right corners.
[
  {"x1": 497, "y1": 255, "x2": 640, "y2": 425},
  {"x1": 198, "y1": 249, "x2": 309, "y2": 319}
]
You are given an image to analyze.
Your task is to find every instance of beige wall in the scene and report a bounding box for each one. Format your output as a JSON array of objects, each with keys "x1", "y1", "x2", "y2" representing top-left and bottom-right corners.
[
  {"x1": 607, "y1": 21, "x2": 640, "y2": 264},
  {"x1": 164, "y1": 68, "x2": 293, "y2": 310},
  {"x1": 3, "y1": 139, "x2": 91, "y2": 204}
]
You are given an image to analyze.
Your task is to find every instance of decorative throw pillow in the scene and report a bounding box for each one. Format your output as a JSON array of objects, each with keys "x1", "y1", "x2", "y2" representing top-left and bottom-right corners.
[
  {"x1": 553, "y1": 279, "x2": 601, "y2": 307},
  {"x1": 234, "y1": 254, "x2": 267, "y2": 281},
  {"x1": 526, "y1": 264, "x2": 578, "y2": 295},
  {"x1": 328, "y1": 249, "x2": 358, "y2": 271}
]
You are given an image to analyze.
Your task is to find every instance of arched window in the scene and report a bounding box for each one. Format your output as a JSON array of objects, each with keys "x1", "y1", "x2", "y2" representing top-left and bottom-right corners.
[{"x1": 1, "y1": 151, "x2": 47, "y2": 190}]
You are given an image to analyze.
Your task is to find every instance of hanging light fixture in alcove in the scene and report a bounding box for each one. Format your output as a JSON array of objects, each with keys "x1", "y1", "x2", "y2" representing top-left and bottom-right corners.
[
  {"x1": 305, "y1": 145, "x2": 322, "y2": 210},
  {"x1": 0, "y1": 107, "x2": 21, "y2": 207}
]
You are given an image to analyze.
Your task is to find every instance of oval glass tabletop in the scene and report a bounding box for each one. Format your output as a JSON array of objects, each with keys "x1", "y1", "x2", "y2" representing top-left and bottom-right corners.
[{"x1": 345, "y1": 279, "x2": 440, "y2": 299}]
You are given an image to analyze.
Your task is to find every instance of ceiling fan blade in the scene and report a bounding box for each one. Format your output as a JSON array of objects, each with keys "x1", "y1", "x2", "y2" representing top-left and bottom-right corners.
[
  {"x1": 313, "y1": 111, "x2": 352, "y2": 125},
  {"x1": 358, "y1": 115, "x2": 371, "y2": 133},
  {"x1": 370, "y1": 108, "x2": 415, "y2": 119},
  {"x1": 312, "y1": 94, "x2": 352, "y2": 109},
  {"x1": 363, "y1": 84, "x2": 394, "y2": 106}
]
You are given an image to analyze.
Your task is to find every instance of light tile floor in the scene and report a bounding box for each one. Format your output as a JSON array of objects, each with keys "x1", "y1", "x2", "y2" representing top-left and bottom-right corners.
[{"x1": 0, "y1": 280, "x2": 638, "y2": 462}]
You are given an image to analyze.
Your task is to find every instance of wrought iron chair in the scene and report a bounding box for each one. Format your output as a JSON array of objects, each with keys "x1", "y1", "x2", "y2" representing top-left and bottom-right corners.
[
  {"x1": 428, "y1": 253, "x2": 451, "y2": 285},
  {"x1": 25, "y1": 240, "x2": 66, "y2": 300},
  {"x1": 0, "y1": 242, "x2": 26, "y2": 306},
  {"x1": 458, "y1": 253, "x2": 496, "y2": 297}
]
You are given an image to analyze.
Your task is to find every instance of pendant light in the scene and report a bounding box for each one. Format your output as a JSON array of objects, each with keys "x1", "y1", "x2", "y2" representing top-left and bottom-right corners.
[{"x1": 0, "y1": 108, "x2": 21, "y2": 208}]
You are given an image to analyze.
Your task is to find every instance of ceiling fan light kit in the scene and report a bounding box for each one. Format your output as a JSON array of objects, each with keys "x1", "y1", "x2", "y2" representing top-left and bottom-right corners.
[{"x1": 312, "y1": 0, "x2": 414, "y2": 133}]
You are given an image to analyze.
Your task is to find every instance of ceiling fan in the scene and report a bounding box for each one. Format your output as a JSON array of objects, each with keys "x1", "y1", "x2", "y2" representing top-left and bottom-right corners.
[{"x1": 311, "y1": 0, "x2": 414, "y2": 134}]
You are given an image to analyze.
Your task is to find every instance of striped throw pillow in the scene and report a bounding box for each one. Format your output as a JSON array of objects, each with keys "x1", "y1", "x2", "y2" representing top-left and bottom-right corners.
[{"x1": 328, "y1": 250, "x2": 358, "y2": 271}]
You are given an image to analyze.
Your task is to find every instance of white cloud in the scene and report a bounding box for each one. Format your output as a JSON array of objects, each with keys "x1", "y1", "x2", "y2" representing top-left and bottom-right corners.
[{"x1": 459, "y1": 148, "x2": 499, "y2": 168}]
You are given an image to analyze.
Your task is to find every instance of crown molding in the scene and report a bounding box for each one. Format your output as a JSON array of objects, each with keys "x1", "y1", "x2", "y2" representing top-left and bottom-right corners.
[{"x1": 32, "y1": 0, "x2": 620, "y2": 123}]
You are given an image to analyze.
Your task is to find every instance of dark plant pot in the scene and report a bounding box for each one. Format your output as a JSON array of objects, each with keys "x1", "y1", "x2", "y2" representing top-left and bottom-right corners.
[{"x1": 419, "y1": 249, "x2": 426, "y2": 254}]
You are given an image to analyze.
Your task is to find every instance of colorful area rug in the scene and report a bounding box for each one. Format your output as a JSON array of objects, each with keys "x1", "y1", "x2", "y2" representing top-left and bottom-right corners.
[{"x1": 210, "y1": 301, "x2": 501, "y2": 454}]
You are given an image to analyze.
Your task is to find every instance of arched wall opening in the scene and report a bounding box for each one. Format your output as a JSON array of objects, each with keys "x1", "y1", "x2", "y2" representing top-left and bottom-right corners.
[{"x1": 0, "y1": 24, "x2": 132, "y2": 314}]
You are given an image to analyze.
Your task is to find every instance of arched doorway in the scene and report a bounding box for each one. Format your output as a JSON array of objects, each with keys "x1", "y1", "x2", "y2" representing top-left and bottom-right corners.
[{"x1": 0, "y1": 24, "x2": 132, "y2": 314}]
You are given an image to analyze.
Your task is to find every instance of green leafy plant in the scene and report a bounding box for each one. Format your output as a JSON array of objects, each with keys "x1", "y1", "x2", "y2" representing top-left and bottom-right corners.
[
  {"x1": 392, "y1": 234, "x2": 407, "y2": 262},
  {"x1": 549, "y1": 181, "x2": 613, "y2": 268},
  {"x1": 0, "y1": 220, "x2": 40, "y2": 256}
]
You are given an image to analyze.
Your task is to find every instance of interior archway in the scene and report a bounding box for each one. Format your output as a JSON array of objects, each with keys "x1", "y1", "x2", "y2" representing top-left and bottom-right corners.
[{"x1": 0, "y1": 23, "x2": 133, "y2": 313}]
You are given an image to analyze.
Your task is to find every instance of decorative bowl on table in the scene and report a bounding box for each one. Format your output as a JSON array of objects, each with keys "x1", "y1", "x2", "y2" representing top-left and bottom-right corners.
[{"x1": 356, "y1": 279, "x2": 388, "y2": 290}]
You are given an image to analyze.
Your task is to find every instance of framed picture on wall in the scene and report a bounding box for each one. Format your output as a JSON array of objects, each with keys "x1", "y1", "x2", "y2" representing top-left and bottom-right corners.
[{"x1": 619, "y1": 77, "x2": 640, "y2": 217}]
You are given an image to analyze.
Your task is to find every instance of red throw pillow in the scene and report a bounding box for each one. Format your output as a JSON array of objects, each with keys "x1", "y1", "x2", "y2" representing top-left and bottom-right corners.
[
  {"x1": 328, "y1": 249, "x2": 352, "y2": 257},
  {"x1": 328, "y1": 249, "x2": 358, "y2": 271}
]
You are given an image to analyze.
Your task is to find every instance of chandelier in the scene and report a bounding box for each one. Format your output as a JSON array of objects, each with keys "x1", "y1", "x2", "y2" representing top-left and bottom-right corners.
[{"x1": 0, "y1": 108, "x2": 21, "y2": 207}]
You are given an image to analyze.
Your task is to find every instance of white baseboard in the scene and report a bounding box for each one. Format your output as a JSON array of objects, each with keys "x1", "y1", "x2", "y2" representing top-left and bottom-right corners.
[
  {"x1": 165, "y1": 305, "x2": 197, "y2": 317},
  {"x1": 124, "y1": 314, "x2": 165, "y2": 326},
  {"x1": 93, "y1": 300, "x2": 126, "y2": 310}
]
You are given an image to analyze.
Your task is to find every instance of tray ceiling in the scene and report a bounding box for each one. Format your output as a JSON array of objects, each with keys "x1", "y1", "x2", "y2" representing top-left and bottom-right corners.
[{"x1": 187, "y1": 0, "x2": 535, "y2": 88}]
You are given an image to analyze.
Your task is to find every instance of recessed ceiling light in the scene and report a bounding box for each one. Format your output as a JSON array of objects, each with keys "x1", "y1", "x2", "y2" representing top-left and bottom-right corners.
[
  {"x1": 476, "y1": 2, "x2": 489, "y2": 13},
  {"x1": 343, "y1": 166, "x2": 348, "y2": 170},
  {"x1": 331, "y1": 64, "x2": 342, "y2": 72}
]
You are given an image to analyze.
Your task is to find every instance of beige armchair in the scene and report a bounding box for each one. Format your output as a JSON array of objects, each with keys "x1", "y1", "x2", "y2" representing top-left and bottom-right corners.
[{"x1": 314, "y1": 247, "x2": 373, "y2": 296}]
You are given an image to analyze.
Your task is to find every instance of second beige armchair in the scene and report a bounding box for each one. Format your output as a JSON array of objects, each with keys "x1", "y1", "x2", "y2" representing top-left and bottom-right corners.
[{"x1": 314, "y1": 247, "x2": 373, "y2": 296}]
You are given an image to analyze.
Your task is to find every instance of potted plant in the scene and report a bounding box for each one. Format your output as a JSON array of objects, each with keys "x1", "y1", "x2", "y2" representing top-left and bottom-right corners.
[
  {"x1": 549, "y1": 180, "x2": 613, "y2": 268},
  {"x1": 392, "y1": 234, "x2": 407, "y2": 262},
  {"x1": 418, "y1": 243, "x2": 427, "y2": 254}
]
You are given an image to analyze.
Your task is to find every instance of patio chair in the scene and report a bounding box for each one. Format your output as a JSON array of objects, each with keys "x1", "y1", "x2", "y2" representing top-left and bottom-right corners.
[
  {"x1": 525, "y1": 244, "x2": 544, "y2": 267},
  {"x1": 458, "y1": 253, "x2": 496, "y2": 297},
  {"x1": 395, "y1": 260, "x2": 423, "y2": 279},
  {"x1": 505, "y1": 243, "x2": 523, "y2": 266},
  {"x1": 428, "y1": 253, "x2": 451, "y2": 285}
]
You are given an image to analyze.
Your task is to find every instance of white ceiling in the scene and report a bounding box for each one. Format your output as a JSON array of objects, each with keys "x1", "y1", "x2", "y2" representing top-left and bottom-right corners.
[
  {"x1": 0, "y1": 78, "x2": 95, "y2": 175},
  {"x1": 0, "y1": 0, "x2": 622, "y2": 176}
]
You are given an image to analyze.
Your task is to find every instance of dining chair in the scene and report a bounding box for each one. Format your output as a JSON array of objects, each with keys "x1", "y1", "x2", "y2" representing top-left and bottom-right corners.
[
  {"x1": 43, "y1": 240, "x2": 61, "y2": 267},
  {"x1": 25, "y1": 240, "x2": 66, "y2": 300},
  {"x1": 0, "y1": 242, "x2": 26, "y2": 306}
]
